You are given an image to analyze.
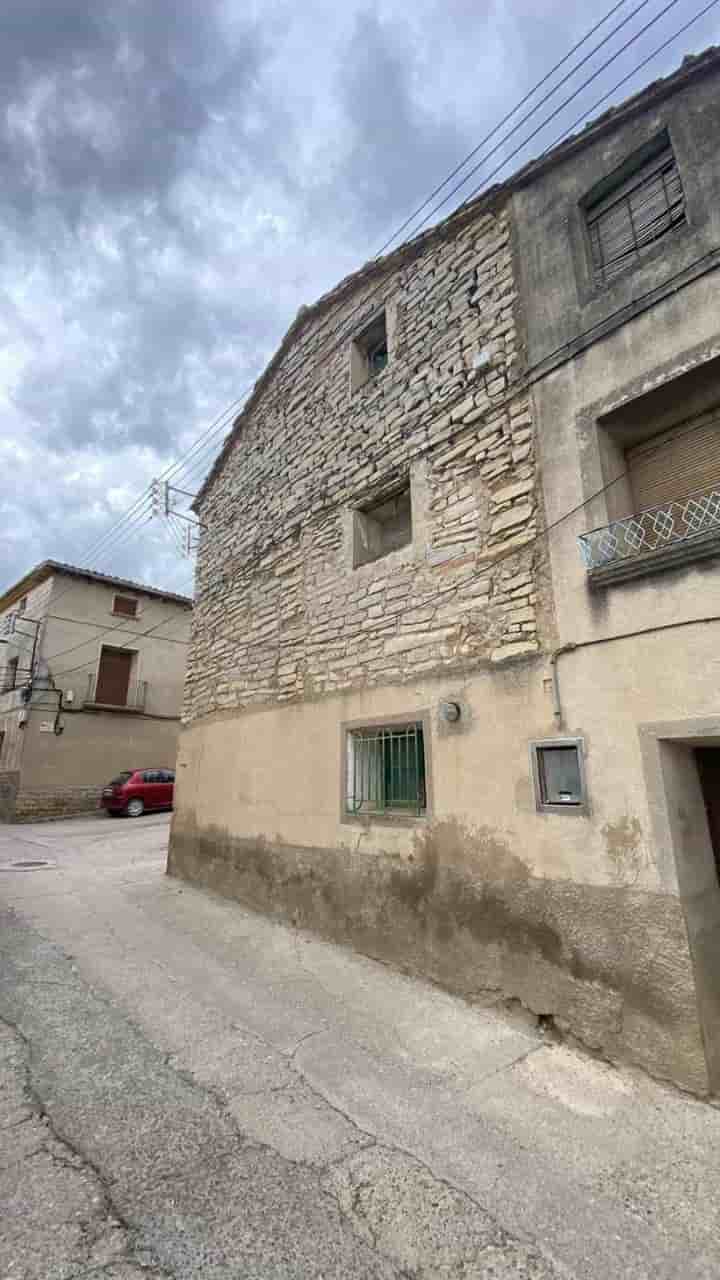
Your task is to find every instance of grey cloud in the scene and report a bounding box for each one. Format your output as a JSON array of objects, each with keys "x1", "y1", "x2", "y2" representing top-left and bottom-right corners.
[
  {"x1": 0, "y1": 0, "x2": 269, "y2": 218},
  {"x1": 328, "y1": 10, "x2": 472, "y2": 237},
  {"x1": 1, "y1": 0, "x2": 717, "y2": 593}
]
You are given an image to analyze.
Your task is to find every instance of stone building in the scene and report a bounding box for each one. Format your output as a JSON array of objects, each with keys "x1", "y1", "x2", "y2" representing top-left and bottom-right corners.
[
  {"x1": 0, "y1": 561, "x2": 192, "y2": 820},
  {"x1": 169, "y1": 48, "x2": 720, "y2": 1095}
]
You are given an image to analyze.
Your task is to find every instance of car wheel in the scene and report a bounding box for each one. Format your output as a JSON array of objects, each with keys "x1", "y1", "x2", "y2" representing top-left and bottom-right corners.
[{"x1": 126, "y1": 798, "x2": 144, "y2": 818}]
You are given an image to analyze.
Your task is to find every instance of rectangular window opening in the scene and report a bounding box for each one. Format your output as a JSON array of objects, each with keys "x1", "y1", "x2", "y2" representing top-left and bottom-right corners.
[
  {"x1": 584, "y1": 134, "x2": 685, "y2": 288},
  {"x1": 353, "y1": 483, "x2": 412, "y2": 568},
  {"x1": 112, "y1": 594, "x2": 139, "y2": 618},
  {"x1": 351, "y1": 311, "x2": 388, "y2": 391},
  {"x1": 531, "y1": 739, "x2": 586, "y2": 813},
  {"x1": 346, "y1": 722, "x2": 426, "y2": 818},
  {"x1": 3, "y1": 656, "x2": 18, "y2": 693}
]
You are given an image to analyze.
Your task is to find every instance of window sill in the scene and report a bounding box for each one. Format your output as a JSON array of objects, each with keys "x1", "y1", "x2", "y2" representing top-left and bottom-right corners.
[
  {"x1": 83, "y1": 701, "x2": 145, "y2": 714},
  {"x1": 586, "y1": 526, "x2": 720, "y2": 590},
  {"x1": 342, "y1": 810, "x2": 428, "y2": 828}
]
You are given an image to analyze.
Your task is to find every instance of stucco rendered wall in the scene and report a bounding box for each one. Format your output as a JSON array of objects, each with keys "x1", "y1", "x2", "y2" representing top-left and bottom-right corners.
[
  {"x1": 170, "y1": 94, "x2": 720, "y2": 1093},
  {"x1": 9, "y1": 707, "x2": 181, "y2": 821},
  {"x1": 169, "y1": 651, "x2": 710, "y2": 1095}
]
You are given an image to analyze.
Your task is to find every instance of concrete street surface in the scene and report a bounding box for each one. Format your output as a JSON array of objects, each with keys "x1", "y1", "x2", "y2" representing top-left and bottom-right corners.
[{"x1": 0, "y1": 814, "x2": 719, "y2": 1279}]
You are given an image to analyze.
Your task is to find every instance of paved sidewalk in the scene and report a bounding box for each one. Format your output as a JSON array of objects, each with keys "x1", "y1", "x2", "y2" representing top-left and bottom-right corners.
[{"x1": 1, "y1": 814, "x2": 719, "y2": 1278}]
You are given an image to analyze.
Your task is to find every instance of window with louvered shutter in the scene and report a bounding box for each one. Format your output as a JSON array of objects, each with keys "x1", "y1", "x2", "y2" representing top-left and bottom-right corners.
[
  {"x1": 626, "y1": 408, "x2": 720, "y2": 513},
  {"x1": 112, "y1": 594, "x2": 138, "y2": 618},
  {"x1": 586, "y1": 141, "x2": 685, "y2": 288}
]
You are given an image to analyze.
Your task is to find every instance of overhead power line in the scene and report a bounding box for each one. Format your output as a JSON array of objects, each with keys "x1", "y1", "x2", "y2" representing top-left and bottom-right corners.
[
  {"x1": 45, "y1": 404, "x2": 720, "y2": 683},
  {"x1": 21, "y1": 0, "x2": 713, "y2": 610},
  {"x1": 173, "y1": 0, "x2": 693, "y2": 490},
  {"x1": 46, "y1": 0, "x2": 662, "y2": 583}
]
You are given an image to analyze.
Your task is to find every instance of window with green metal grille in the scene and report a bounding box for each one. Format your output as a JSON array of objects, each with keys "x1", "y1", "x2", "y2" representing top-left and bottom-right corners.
[{"x1": 346, "y1": 723, "x2": 426, "y2": 816}]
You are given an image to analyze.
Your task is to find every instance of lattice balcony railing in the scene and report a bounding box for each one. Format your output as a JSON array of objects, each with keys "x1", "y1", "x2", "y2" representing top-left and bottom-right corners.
[{"x1": 578, "y1": 486, "x2": 720, "y2": 571}]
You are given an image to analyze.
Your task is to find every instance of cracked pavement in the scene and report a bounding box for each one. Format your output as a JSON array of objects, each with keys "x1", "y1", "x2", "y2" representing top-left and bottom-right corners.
[{"x1": 1, "y1": 815, "x2": 719, "y2": 1278}]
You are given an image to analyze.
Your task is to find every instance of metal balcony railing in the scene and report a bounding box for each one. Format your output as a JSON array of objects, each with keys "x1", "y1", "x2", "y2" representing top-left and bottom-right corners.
[
  {"x1": 578, "y1": 486, "x2": 720, "y2": 571},
  {"x1": 85, "y1": 674, "x2": 148, "y2": 711}
]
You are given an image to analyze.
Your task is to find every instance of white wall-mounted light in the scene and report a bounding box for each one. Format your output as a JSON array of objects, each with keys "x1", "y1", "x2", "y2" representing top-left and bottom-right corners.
[{"x1": 439, "y1": 700, "x2": 461, "y2": 723}]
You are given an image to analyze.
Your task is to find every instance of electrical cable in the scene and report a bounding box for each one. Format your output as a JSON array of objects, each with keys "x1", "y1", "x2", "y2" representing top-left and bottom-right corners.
[
  {"x1": 184, "y1": 0, "x2": 695, "y2": 510},
  {"x1": 120, "y1": 0, "x2": 668, "y2": 509},
  {"x1": 538, "y1": 0, "x2": 720, "y2": 159},
  {"x1": 12, "y1": 2, "x2": 710, "y2": 613},
  {"x1": 47, "y1": 399, "x2": 718, "y2": 687},
  {"x1": 370, "y1": 0, "x2": 633, "y2": 257}
]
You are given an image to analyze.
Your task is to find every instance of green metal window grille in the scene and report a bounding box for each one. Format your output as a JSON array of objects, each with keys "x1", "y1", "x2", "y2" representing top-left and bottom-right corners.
[{"x1": 347, "y1": 723, "x2": 426, "y2": 816}]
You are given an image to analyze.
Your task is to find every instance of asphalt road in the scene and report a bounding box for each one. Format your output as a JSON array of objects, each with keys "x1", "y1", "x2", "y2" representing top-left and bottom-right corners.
[{"x1": 1, "y1": 812, "x2": 719, "y2": 1279}]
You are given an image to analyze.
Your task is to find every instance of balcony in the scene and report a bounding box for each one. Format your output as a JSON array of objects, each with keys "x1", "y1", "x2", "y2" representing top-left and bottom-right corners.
[
  {"x1": 84, "y1": 673, "x2": 148, "y2": 712},
  {"x1": 579, "y1": 487, "x2": 720, "y2": 587}
]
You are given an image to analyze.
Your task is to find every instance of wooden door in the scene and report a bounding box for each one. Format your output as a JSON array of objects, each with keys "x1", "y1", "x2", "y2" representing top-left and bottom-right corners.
[{"x1": 95, "y1": 648, "x2": 133, "y2": 706}]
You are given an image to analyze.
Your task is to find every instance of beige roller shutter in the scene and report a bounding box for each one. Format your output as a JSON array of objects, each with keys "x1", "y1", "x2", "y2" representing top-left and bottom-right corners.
[{"x1": 626, "y1": 408, "x2": 720, "y2": 513}]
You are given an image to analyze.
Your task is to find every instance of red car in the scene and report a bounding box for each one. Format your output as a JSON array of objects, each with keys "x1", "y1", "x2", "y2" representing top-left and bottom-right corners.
[{"x1": 101, "y1": 768, "x2": 175, "y2": 817}]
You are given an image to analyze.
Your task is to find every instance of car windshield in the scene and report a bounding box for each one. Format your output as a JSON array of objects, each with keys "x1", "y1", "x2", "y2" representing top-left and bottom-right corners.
[{"x1": 110, "y1": 772, "x2": 134, "y2": 785}]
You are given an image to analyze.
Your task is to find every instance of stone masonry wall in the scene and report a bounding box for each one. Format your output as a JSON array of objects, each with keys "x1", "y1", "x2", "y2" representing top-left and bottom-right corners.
[
  {"x1": 13, "y1": 785, "x2": 103, "y2": 823},
  {"x1": 186, "y1": 200, "x2": 550, "y2": 721}
]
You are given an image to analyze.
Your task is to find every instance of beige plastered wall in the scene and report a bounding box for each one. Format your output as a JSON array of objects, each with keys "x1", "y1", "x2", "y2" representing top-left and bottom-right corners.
[
  {"x1": 526, "y1": 273, "x2": 720, "y2": 1096},
  {"x1": 170, "y1": 650, "x2": 714, "y2": 1095},
  {"x1": 42, "y1": 576, "x2": 191, "y2": 718},
  {"x1": 12, "y1": 707, "x2": 182, "y2": 820}
]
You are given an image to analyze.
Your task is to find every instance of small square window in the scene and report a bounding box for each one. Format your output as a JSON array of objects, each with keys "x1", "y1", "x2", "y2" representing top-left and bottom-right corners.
[
  {"x1": 353, "y1": 484, "x2": 412, "y2": 568},
  {"x1": 112, "y1": 595, "x2": 139, "y2": 618},
  {"x1": 531, "y1": 739, "x2": 586, "y2": 813},
  {"x1": 346, "y1": 721, "x2": 426, "y2": 818},
  {"x1": 17, "y1": 597, "x2": 27, "y2": 615},
  {"x1": 350, "y1": 311, "x2": 388, "y2": 391}
]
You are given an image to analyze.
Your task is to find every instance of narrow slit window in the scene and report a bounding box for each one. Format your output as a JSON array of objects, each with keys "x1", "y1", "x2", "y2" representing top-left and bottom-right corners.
[
  {"x1": 585, "y1": 137, "x2": 685, "y2": 288},
  {"x1": 346, "y1": 723, "x2": 426, "y2": 817},
  {"x1": 351, "y1": 311, "x2": 388, "y2": 391}
]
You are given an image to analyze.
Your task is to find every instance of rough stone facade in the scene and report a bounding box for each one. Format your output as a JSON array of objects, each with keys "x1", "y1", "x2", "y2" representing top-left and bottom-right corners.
[
  {"x1": 171, "y1": 49, "x2": 720, "y2": 1099},
  {"x1": 185, "y1": 201, "x2": 548, "y2": 723}
]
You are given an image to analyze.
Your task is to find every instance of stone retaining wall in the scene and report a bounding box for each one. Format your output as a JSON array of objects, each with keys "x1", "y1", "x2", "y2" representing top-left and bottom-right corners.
[{"x1": 12, "y1": 786, "x2": 103, "y2": 822}]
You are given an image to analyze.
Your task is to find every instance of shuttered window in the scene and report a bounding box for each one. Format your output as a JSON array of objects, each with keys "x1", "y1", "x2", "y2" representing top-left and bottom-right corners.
[
  {"x1": 112, "y1": 594, "x2": 138, "y2": 618},
  {"x1": 626, "y1": 408, "x2": 720, "y2": 513},
  {"x1": 586, "y1": 141, "x2": 685, "y2": 287}
]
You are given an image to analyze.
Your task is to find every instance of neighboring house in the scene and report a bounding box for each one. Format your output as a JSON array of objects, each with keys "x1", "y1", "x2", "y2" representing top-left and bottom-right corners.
[
  {"x1": 168, "y1": 48, "x2": 720, "y2": 1095},
  {"x1": 0, "y1": 561, "x2": 192, "y2": 821}
]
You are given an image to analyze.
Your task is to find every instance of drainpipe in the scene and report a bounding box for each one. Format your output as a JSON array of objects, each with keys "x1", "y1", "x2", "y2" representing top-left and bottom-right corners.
[{"x1": 549, "y1": 643, "x2": 577, "y2": 729}]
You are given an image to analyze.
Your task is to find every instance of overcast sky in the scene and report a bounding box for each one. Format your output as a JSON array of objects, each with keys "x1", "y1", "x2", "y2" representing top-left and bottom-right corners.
[{"x1": 1, "y1": 0, "x2": 718, "y2": 597}]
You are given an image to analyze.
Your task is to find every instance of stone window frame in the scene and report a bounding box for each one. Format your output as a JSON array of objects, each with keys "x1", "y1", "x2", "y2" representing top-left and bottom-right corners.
[
  {"x1": 350, "y1": 309, "x2": 389, "y2": 393},
  {"x1": 352, "y1": 482, "x2": 413, "y2": 569},
  {"x1": 529, "y1": 737, "x2": 588, "y2": 815},
  {"x1": 343, "y1": 461, "x2": 429, "y2": 579},
  {"x1": 339, "y1": 709, "x2": 434, "y2": 827}
]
